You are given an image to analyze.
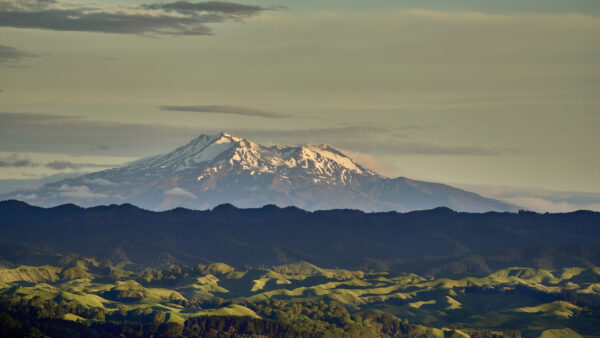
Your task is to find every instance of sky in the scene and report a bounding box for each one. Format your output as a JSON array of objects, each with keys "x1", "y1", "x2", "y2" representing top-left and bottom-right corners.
[{"x1": 0, "y1": 0, "x2": 599, "y2": 211}]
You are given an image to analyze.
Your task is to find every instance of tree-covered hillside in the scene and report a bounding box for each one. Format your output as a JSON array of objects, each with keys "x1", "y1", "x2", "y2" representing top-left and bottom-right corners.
[{"x1": 1, "y1": 200, "x2": 599, "y2": 275}]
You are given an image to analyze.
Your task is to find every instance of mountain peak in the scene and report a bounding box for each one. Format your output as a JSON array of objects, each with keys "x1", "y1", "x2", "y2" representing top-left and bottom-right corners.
[
  {"x1": 186, "y1": 131, "x2": 240, "y2": 146},
  {"x1": 294, "y1": 144, "x2": 371, "y2": 176},
  {"x1": 3, "y1": 133, "x2": 518, "y2": 213},
  {"x1": 172, "y1": 134, "x2": 373, "y2": 180},
  {"x1": 213, "y1": 131, "x2": 241, "y2": 143}
]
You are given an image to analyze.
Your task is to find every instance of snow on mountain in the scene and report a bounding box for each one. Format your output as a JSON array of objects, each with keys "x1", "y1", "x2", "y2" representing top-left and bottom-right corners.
[{"x1": 2, "y1": 132, "x2": 517, "y2": 212}]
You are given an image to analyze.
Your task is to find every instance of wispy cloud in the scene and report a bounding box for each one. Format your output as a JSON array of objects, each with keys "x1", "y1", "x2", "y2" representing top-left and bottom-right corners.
[
  {"x1": 0, "y1": 44, "x2": 36, "y2": 63},
  {"x1": 458, "y1": 184, "x2": 600, "y2": 212},
  {"x1": 361, "y1": 142, "x2": 522, "y2": 156},
  {"x1": 0, "y1": 154, "x2": 37, "y2": 167},
  {"x1": 83, "y1": 178, "x2": 116, "y2": 186},
  {"x1": 144, "y1": 1, "x2": 270, "y2": 15},
  {"x1": 0, "y1": 0, "x2": 271, "y2": 36},
  {"x1": 0, "y1": 0, "x2": 57, "y2": 11},
  {"x1": 159, "y1": 105, "x2": 290, "y2": 118},
  {"x1": 0, "y1": 112, "x2": 79, "y2": 123},
  {"x1": 45, "y1": 160, "x2": 77, "y2": 170},
  {"x1": 235, "y1": 126, "x2": 518, "y2": 156},
  {"x1": 0, "y1": 112, "x2": 200, "y2": 156},
  {"x1": 338, "y1": 149, "x2": 401, "y2": 177},
  {"x1": 236, "y1": 125, "x2": 401, "y2": 141},
  {"x1": 0, "y1": 152, "x2": 116, "y2": 171},
  {"x1": 58, "y1": 184, "x2": 106, "y2": 200},
  {"x1": 44, "y1": 159, "x2": 114, "y2": 171},
  {"x1": 0, "y1": 112, "x2": 520, "y2": 158},
  {"x1": 164, "y1": 187, "x2": 196, "y2": 199}
]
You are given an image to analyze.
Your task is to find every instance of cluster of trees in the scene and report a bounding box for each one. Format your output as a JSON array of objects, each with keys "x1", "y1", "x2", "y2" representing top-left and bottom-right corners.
[
  {"x1": 2, "y1": 294, "x2": 518, "y2": 337},
  {"x1": 184, "y1": 316, "x2": 303, "y2": 337},
  {"x1": 464, "y1": 284, "x2": 600, "y2": 311},
  {"x1": 5, "y1": 282, "x2": 595, "y2": 337},
  {"x1": 0, "y1": 296, "x2": 108, "y2": 337},
  {"x1": 174, "y1": 297, "x2": 228, "y2": 310},
  {"x1": 140, "y1": 265, "x2": 192, "y2": 284},
  {"x1": 243, "y1": 298, "x2": 442, "y2": 337},
  {"x1": 561, "y1": 289, "x2": 600, "y2": 311},
  {"x1": 0, "y1": 295, "x2": 183, "y2": 337},
  {"x1": 139, "y1": 264, "x2": 243, "y2": 285}
]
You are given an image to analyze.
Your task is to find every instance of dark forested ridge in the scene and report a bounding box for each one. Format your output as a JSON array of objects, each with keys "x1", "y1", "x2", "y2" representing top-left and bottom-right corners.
[{"x1": 1, "y1": 200, "x2": 599, "y2": 275}]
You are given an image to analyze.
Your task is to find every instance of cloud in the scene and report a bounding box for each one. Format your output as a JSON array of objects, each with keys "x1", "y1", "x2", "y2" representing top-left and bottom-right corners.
[
  {"x1": 0, "y1": 9, "x2": 213, "y2": 36},
  {"x1": 84, "y1": 178, "x2": 116, "y2": 186},
  {"x1": 58, "y1": 184, "x2": 106, "y2": 200},
  {"x1": 145, "y1": 1, "x2": 269, "y2": 15},
  {"x1": 164, "y1": 187, "x2": 196, "y2": 199},
  {"x1": 459, "y1": 184, "x2": 600, "y2": 212},
  {"x1": 0, "y1": 0, "x2": 56, "y2": 11},
  {"x1": 237, "y1": 125, "x2": 400, "y2": 142},
  {"x1": 0, "y1": 0, "x2": 270, "y2": 36},
  {"x1": 338, "y1": 149, "x2": 401, "y2": 177},
  {"x1": 363, "y1": 142, "x2": 522, "y2": 156},
  {"x1": 45, "y1": 160, "x2": 77, "y2": 170},
  {"x1": 503, "y1": 197, "x2": 577, "y2": 213},
  {"x1": 0, "y1": 112, "x2": 201, "y2": 156},
  {"x1": 1, "y1": 112, "x2": 398, "y2": 156},
  {"x1": 0, "y1": 155, "x2": 114, "y2": 171},
  {"x1": 159, "y1": 105, "x2": 290, "y2": 118},
  {"x1": 15, "y1": 193, "x2": 38, "y2": 200},
  {"x1": 0, "y1": 154, "x2": 37, "y2": 167},
  {"x1": 234, "y1": 126, "x2": 517, "y2": 156},
  {"x1": 0, "y1": 112, "x2": 518, "y2": 158},
  {"x1": 0, "y1": 112, "x2": 79, "y2": 123},
  {"x1": 0, "y1": 44, "x2": 36, "y2": 63},
  {"x1": 504, "y1": 196, "x2": 600, "y2": 213}
]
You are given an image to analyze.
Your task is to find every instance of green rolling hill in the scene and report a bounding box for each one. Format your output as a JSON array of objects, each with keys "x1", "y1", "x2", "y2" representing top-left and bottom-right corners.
[{"x1": 1, "y1": 258, "x2": 599, "y2": 337}]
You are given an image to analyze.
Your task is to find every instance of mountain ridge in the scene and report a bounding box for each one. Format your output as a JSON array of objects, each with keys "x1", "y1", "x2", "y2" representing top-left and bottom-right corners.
[
  {"x1": 2, "y1": 132, "x2": 517, "y2": 212},
  {"x1": 0, "y1": 199, "x2": 598, "y2": 275}
]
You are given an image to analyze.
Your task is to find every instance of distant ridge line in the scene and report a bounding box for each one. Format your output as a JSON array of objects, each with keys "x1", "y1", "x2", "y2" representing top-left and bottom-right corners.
[{"x1": 2, "y1": 198, "x2": 597, "y2": 216}]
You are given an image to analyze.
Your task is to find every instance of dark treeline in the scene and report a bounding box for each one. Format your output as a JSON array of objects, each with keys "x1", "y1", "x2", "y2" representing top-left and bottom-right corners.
[{"x1": 1, "y1": 200, "x2": 599, "y2": 275}]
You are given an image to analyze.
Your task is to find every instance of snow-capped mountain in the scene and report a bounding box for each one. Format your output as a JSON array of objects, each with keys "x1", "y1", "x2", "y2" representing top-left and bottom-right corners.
[{"x1": 4, "y1": 132, "x2": 517, "y2": 212}]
